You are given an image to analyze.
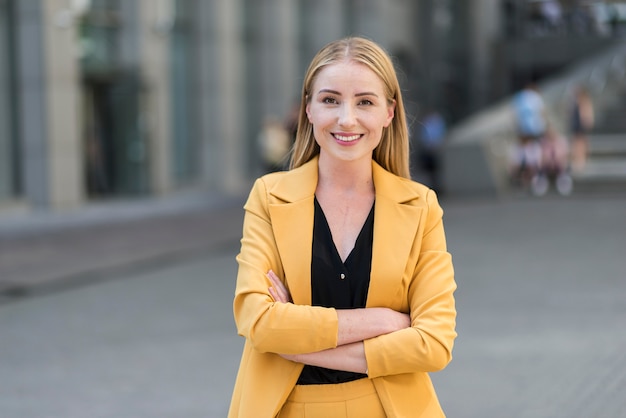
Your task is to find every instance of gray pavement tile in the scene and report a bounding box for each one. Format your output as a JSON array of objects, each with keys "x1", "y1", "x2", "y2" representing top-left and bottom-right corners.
[
  {"x1": 1, "y1": 193, "x2": 625, "y2": 417},
  {"x1": 0, "y1": 194, "x2": 245, "y2": 299}
]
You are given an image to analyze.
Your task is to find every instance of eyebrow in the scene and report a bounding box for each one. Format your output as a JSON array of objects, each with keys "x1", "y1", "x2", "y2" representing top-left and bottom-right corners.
[{"x1": 317, "y1": 89, "x2": 379, "y2": 98}]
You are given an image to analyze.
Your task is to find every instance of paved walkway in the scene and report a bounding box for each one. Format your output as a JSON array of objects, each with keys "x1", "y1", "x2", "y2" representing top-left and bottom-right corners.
[
  {"x1": 0, "y1": 191, "x2": 246, "y2": 300},
  {"x1": 433, "y1": 192, "x2": 626, "y2": 417},
  {"x1": 1, "y1": 190, "x2": 626, "y2": 417}
]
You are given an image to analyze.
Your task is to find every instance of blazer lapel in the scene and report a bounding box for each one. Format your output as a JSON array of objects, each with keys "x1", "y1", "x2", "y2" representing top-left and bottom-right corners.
[
  {"x1": 268, "y1": 158, "x2": 319, "y2": 305},
  {"x1": 267, "y1": 157, "x2": 422, "y2": 308},
  {"x1": 367, "y1": 162, "x2": 423, "y2": 307}
]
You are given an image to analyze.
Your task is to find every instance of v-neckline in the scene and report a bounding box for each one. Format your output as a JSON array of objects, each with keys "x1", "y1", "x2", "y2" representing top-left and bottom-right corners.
[{"x1": 314, "y1": 197, "x2": 375, "y2": 264}]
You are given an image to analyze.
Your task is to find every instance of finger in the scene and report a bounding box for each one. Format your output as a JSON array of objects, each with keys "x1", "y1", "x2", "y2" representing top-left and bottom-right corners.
[
  {"x1": 267, "y1": 270, "x2": 285, "y2": 294},
  {"x1": 267, "y1": 270, "x2": 290, "y2": 302},
  {"x1": 268, "y1": 286, "x2": 278, "y2": 301},
  {"x1": 269, "y1": 284, "x2": 288, "y2": 303},
  {"x1": 267, "y1": 270, "x2": 281, "y2": 294},
  {"x1": 267, "y1": 271, "x2": 286, "y2": 301},
  {"x1": 267, "y1": 269, "x2": 279, "y2": 285}
]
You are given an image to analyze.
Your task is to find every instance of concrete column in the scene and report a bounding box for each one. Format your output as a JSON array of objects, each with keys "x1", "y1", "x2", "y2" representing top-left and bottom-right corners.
[
  {"x1": 258, "y1": 0, "x2": 298, "y2": 120},
  {"x1": 201, "y1": 0, "x2": 247, "y2": 194},
  {"x1": 118, "y1": 1, "x2": 140, "y2": 68},
  {"x1": 389, "y1": 1, "x2": 422, "y2": 121},
  {"x1": 234, "y1": 0, "x2": 299, "y2": 177},
  {"x1": 41, "y1": 0, "x2": 84, "y2": 209},
  {"x1": 193, "y1": 0, "x2": 216, "y2": 188},
  {"x1": 351, "y1": 0, "x2": 388, "y2": 43},
  {"x1": 468, "y1": 0, "x2": 501, "y2": 112},
  {"x1": 219, "y1": 0, "x2": 248, "y2": 193},
  {"x1": 14, "y1": 1, "x2": 49, "y2": 208},
  {"x1": 384, "y1": 0, "x2": 419, "y2": 51},
  {"x1": 302, "y1": 0, "x2": 344, "y2": 58},
  {"x1": 137, "y1": 0, "x2": 171, "y2": 195},
  {"x1": 16, "y1": 0, "x2": 82, "y2": 210}
]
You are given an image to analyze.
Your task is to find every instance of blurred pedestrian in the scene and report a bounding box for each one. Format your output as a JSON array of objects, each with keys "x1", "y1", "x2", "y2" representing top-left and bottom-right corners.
[
  {"x1": 513, "y1": 81, "x2": 547, "y2": 142},
  {"x1": 229, "y1": 36, "x2": 457, "y2": 418},
  {"x1": 569, "y1": 85, "x2": 594, "y2": 172},
  {"x1": 508, "y1": 132, "x2": 543, "y2": 191},
  {"x1": 284, "y1": 99, "x2": 300, "y2": 146},
  {"x1": 416, "y1": 108, "x2": 447, "y2": 194},
  {"x1": 536, "y1": 124, "x2": 573, "y2": 196},
  {"x1": 257, "y1": 116, "x2": 291, "y2": 173},
  {"x1": 510, "y1": 81, "x2": 548, "y2": 190}
]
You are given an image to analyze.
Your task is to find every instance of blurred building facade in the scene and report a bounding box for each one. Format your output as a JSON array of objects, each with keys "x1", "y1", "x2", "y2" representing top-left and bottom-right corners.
[{"x1": 0, "y1": 0, "x2": 623, "y2": 211}]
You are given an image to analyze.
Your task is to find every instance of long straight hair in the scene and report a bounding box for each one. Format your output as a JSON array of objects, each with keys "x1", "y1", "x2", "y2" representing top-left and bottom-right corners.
[{"x1": 289, "y1": 37, "x2": 411, "y2": 179}]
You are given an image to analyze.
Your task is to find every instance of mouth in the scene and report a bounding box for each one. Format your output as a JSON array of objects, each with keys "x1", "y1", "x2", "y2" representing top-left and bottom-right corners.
[{"x1": 333, "y1": 133, "x2": 363, "y2": 143}]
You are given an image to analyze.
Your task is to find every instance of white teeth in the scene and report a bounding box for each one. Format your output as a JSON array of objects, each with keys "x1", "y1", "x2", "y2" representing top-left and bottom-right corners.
[{"x1": 334, "y1": 134, "x2": 361, "y2": 142}]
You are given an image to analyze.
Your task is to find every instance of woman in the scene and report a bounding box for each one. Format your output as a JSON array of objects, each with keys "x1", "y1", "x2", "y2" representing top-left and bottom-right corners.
[
  {"x1": 228, "y1": 37, "x2": 457, "y2": 418},
  {"x1": 570, "y1": 85, "x2": 594, "y2": 172}
]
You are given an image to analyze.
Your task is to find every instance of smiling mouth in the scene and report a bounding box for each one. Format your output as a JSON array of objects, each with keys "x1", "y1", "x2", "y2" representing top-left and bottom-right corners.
[{"x1": 333, "y1": 133, "x2": 362, "y2": 142}]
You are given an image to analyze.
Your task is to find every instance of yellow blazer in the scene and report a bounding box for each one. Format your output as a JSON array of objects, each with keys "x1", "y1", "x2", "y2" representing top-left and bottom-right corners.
[{"x1": 228, "y1": 157, "x2": 457, "y2": 417}]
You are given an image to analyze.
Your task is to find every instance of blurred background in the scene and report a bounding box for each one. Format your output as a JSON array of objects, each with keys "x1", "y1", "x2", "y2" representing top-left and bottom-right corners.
[
  {"x1": 1, "y1": 1, "x2": 626, "y2": 417},
  {"x1": 0, "y1": 0, "x2": 625, "y2": 212}
]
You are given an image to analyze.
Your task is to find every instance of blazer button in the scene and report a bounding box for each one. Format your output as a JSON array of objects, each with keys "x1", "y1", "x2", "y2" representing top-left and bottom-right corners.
[{"x1": 340, "y1": 273, "x2": 346, "y2": 280}]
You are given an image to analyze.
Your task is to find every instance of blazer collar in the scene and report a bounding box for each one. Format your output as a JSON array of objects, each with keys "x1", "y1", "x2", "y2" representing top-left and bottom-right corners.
[
  {"x1": 269, "y1": 156, "x2": 319, "y2": 203},
  {"x1": 269, "y1": 156, "x2": 420, "y2": 204},
  {"x1": 268, "y1": 156, "x2": 423, "y2": 306}
]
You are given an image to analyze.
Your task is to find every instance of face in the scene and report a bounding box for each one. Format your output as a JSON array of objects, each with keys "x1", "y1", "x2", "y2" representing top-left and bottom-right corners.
[{"x1": 306, "y1": 61, "x2": 395, "y2": 165}]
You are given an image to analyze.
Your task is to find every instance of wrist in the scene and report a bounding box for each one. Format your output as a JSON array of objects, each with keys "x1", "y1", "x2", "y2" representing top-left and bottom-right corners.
[{"x1": 376, "y1": 307, "x2": 400, "y2": 335}]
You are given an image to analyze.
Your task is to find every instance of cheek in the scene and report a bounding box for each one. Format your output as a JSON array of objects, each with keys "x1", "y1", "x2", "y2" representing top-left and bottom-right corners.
[
  {"x1": 306, "y1": 104, "x2": 321, "y2": 124},
  {"x1": 378, "y1": 114, "x2": 392, "y2": 129},
  {"x1": 308, "y1": 107, "x2": 334, "y2": 126}
]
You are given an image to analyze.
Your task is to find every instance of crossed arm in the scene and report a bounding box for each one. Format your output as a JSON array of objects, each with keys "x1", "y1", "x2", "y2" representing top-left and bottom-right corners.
[{"x1": 267, "y1": 270, "x2": 410, "y2": 374}]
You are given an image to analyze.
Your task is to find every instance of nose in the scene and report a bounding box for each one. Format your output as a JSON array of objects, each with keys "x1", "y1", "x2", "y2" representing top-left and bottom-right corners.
[{"x1": 338, "y1": 103, "x2": 357, "y2": 128}]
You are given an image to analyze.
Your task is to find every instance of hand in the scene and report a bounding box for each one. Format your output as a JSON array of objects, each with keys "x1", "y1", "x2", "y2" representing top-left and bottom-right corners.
[{"x1": 267, "y1": 270, "x2": 292, "y2": 303}]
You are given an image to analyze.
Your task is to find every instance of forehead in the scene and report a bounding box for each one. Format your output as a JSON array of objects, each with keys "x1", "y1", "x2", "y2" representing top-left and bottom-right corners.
[{"x1": 312, "y1": 61, "x2": 385, "y2": 93}]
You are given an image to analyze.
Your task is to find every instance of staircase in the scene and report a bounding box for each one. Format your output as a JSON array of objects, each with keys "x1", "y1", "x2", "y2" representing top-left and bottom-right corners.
[
  {"x1": 570, "y1": 54, "x2": 626, "y2": 194},
  {"x1": 573, "y1": 134, "x2": 626, "y2": 192},
  {"x1": 443, "y1": 42, "x2": 626, "y2": 197}
]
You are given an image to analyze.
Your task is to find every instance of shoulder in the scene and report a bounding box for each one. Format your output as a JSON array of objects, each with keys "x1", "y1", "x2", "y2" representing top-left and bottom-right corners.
[
  {"x1": 401, "y1": 178, "x2": 442, "y2": 212},
  {"x1": 256, "y1": 169, "x2": 293, "y2": 190},
  {"x1": 373, "y1": 163, "x2": 434, "y2": 206},
  {"x1": 394, "y1": 176, "x2": 432, "y2": 199},
  {"x1": 246, "y1": 169, "x2": 297, "y2": 203},
  {"x1": 249, "y1": 159, "x2": 318, "y2": 205}
]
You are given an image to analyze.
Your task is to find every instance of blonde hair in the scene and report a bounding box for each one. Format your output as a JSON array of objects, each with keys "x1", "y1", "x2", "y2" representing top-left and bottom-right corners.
[{"x1": 289, "y1": 36, "x2": 410, "y2": 179}]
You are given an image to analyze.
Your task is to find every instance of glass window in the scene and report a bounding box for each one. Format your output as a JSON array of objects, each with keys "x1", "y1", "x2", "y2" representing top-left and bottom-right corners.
[
  {"x1": 79, "y1": 0, "x2": 149, "y2": 197},
  {"x1": 79, "y1": 0, "x2": 121, "y2": 75}
]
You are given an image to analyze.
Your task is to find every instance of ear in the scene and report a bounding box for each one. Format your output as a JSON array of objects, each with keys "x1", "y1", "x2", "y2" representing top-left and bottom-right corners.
[
  {"x1": 305, "y1": 103, "x2": 312, "y2": 122},
  {"x1": 383, "y1": 99, "x2": 396, "y2": 128}
]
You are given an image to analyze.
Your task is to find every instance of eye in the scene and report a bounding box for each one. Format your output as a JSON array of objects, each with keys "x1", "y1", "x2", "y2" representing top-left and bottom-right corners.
[
  {"x1": 358, "y1": 99, "x2": 374, "y2": 106},
  {"x1": 322, "y1": 96, "x2": 338, "y2": 104}
]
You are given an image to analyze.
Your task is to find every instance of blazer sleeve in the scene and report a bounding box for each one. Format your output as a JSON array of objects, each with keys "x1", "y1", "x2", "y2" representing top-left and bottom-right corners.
[
  {"x1": 233, "y1": 177, "x2": 339, "y2": 354},
  {"x1": 364, "y1": 189, "x2": 457, "y2": 377}
]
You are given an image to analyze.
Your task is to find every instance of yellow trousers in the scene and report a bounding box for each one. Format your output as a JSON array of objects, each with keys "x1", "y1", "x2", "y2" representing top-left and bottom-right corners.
[{"x1": 277, "y1": 378, "x2": 386, "y2": 418}]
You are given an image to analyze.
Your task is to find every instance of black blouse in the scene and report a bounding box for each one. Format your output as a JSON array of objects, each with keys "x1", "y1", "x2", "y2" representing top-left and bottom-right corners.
[{"x1": 297, "y1": 197, "x2": 375, "y2": 385}]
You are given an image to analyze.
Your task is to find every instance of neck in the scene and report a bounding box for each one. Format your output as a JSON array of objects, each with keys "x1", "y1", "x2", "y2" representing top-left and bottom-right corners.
[{"x1": 317, "y1": 154, "x2": 374, "y2": 195}]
